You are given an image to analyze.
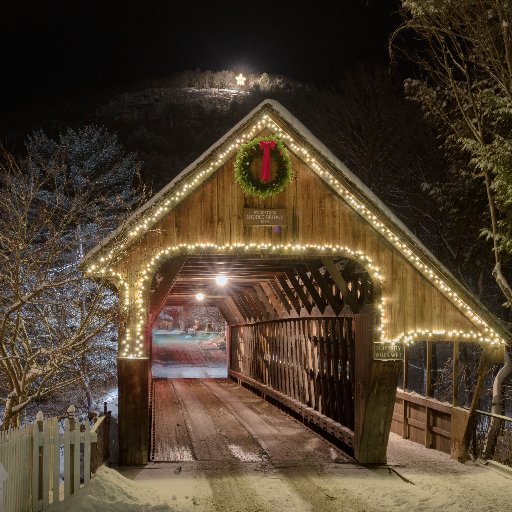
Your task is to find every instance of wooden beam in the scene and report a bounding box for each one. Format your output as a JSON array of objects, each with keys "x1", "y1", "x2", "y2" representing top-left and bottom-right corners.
[
  {"x1": 225, "y1": 297, "x2": 245, "y2": 324},
  {"x1": 454, "y1": 351, "x2": 490, "y2": 461},
  {"x1": 260, "y1": 282, "x2": 289, "y2": 318},
  {"x1": 452, "y1": 341, "x2": 459, "y2": 407},
  {"x1": 238, "y1": 291, "x2": 260, "y2": 321},
  {"x1": 277, "y1": 276, "x2": 302, "y2": 315},
  {"x1": 286, "y1": 271, "x2": 314, "y2": 314},
  {"x1": 307, "y1": 265, "x2": 342, "y2": 315},
  {"x1": 426, "y1": 340, "x2": 432, "y2": 398},
  {"x1": 231, "y1": 293, "x2": 252, "y2": 322},
  {"x1": 217, "y1": 302, "x2": 236, "y2": 325},
  {"x1": 252, "y1": 284, "x2": 278, "y2": 319},
  {"x1": 268, "y1": 279, "x2": 292, "y2": 315},
  {"x1": 241, "y1": 287, "x2": 267, "y2": 321},
  {"x1": 321, "y1": 258, "x2": 360, "y2": 313},
  {"x1": 296, "y1": 269, "x2": 327, "y2": 313},
  {"x1": 149, "y1": 256, "x2": 186, "y2": 323}
]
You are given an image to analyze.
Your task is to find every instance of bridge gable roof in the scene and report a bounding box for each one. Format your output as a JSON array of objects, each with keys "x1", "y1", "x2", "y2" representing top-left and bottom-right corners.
[{"x1": 82, "y1": 99, "x2": 510, "y2": 346}]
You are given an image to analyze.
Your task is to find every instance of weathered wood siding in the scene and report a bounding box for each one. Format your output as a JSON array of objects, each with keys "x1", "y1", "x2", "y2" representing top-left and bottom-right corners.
[
  {"x1": 391, "y1": 391, "x2": 460, "y2": 455},
  {"x1": 114, "y1": 153, "x2": 478, "y2": 348}
]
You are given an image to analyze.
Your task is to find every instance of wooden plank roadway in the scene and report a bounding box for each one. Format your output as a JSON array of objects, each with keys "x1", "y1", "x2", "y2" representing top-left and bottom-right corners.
[{"x1": 151, "y1": 378, "x2": 352, "y2": 464}]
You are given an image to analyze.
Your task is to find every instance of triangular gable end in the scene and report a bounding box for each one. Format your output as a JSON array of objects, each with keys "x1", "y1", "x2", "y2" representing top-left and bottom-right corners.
[{"x1": 82, "y1": 99, "x2": 510, "y2": 348}]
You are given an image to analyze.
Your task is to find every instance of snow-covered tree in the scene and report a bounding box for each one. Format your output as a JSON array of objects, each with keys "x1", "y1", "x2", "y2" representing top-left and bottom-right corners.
[
  {"x1": 26, "y1": 125, "x2": 142, "y2": 249},
  {"x1": 391, "y1": 0, "x2": 512, "y2": 461},
  {"x1": 391, "y1": 0, "x2": 512, "y2": 308},
  {"x1": 0, "y1": 126, "x2": 144, "y2": 426}
]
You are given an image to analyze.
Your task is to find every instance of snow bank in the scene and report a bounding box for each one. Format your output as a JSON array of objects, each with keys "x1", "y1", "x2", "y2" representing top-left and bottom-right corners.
[{"x1": 47, "y1": 466, "x2": 177, "y2": 512}]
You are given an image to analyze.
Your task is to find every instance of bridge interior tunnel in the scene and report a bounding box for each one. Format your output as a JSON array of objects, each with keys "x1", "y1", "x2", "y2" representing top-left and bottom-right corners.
[
  {"x1": 148, "y1": 254, "x2": 400, "y2": 464},
  {"x1": 150, "y1": 255, "x2": 373, "y2": 377},
  {"x1": 151, "y1": 254, "x2": 375, "y2": 322}
]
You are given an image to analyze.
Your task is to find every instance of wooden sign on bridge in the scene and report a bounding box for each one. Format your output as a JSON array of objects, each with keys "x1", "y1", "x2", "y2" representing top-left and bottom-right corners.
[
  {"x1": 374, "y1": 342, "x2": 404, "y2": 361},
  {"x1": 243, "y1": 208, "x2": 287, "y2": 226}
]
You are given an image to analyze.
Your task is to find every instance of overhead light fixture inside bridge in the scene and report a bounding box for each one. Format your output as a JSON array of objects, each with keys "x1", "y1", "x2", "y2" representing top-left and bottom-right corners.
[{"x1": 215, "y1": 275, "x2": 229, "y2": 286}]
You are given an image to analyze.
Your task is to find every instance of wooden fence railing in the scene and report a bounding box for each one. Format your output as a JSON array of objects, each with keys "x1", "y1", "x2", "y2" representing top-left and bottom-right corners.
[
  {"x1": 229, "y1": 316, "x2": 356, "y2": 448},
  {"x1": 390, "y1": 389, "x2": 468, "y2": 456},
  {"x1": 0, "y1": 405, "x2": 110, "y2": 512},
  {"x1": 0, "y1": 423, "x2": 33, "y2": 512}
]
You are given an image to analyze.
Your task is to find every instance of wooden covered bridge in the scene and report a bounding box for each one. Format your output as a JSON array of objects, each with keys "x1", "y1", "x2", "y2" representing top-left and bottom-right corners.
[{"x1": 83, "y1": 100, "x2": 509, "y2": 466}]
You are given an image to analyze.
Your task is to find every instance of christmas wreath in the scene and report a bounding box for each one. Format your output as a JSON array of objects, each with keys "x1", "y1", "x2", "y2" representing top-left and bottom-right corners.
[{"x1": 234, "y1": 135, "x2": 292, "y2": 198}]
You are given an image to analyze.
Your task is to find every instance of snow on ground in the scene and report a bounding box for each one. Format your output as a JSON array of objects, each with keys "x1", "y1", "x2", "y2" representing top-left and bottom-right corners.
[
  {"x1": 46, "y1": 466, "x2": 176, "y2": 512},
  {"x1": 48, "y1": 433, "x2": 512, "y2": 512}
]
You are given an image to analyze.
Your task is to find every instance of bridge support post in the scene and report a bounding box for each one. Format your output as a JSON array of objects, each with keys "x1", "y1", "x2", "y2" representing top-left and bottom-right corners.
[
  {"x1": 118, "y1": 357, "x2": 150, "y2": 465},
  {"x1": 354, "y1": 310, "x2": 401, "y2": 464}
]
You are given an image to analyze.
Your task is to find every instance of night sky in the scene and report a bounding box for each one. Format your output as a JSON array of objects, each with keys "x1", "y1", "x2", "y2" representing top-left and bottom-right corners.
[{"x1": 1, "y1": 1, "x2": 401, "y2": 111}]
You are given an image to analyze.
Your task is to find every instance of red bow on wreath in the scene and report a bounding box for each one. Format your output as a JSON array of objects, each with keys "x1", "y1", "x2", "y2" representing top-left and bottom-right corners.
[{"x1": 258, "y1": 140, "x2": 276, "y2": 183}]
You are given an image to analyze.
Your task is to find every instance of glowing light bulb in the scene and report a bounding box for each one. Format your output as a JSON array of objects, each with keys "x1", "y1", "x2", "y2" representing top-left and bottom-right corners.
[
  {"x1": 215, "y1": 275, "x2": 228, "y2": 286},
  {"x1": 196, "y1": 292, "x2": 205, "y2": 301}
]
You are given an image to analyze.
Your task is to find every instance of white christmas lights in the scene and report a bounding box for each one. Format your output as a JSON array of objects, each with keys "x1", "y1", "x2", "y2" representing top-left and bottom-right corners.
[{"x1": 84, "y1": 109, "x2": 507, "y2": 358}]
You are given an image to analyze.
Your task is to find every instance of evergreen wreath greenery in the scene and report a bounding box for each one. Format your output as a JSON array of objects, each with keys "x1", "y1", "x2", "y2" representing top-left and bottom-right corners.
[{"x1": 234, "y1": 135, "x2": 292, "y2": 198}]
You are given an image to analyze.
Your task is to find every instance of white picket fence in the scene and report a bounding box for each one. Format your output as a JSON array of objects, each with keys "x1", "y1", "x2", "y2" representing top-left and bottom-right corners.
[
  {"x1": 0, "y1": 424, "x2": 32, "y2": 512},
  {"x1": 0, "y1": 408, "x2": 98, "y2": 512}
]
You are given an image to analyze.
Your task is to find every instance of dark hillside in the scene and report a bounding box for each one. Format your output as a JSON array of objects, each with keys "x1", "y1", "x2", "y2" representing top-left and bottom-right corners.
[{"x1": 0, "y1": 68, "x2": 506, "y2": 322}]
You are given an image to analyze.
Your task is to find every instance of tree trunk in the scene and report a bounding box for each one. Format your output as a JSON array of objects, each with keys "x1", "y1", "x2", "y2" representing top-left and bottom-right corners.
[
  {"x1": 483, "y1": 348, "x2": 512, "y2": 459},
  {"x1": 79, "y1": 370, "x2": 96, "y2": 412},
  {"x1": 2, "y1": 393, "x2": 21, "y2": 430}
]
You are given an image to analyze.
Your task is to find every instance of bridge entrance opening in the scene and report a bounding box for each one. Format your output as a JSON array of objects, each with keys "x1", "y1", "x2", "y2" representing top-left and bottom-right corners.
[{"x1": 149, "y1": 253, "x2": 384, "y2": 462}]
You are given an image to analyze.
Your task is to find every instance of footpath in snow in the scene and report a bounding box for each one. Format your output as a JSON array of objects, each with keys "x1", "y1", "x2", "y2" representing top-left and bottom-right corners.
[
  {"x1": 56, "y1": 378, "x2": 512, "y2": 512},
  {"x1": 47, "y1": 431, "x2": 512, "y2": 511}
]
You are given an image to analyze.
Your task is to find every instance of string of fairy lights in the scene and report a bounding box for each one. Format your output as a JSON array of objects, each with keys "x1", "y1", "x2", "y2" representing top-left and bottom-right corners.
[{"x1": 86, "y1": 108, "x2": 507, "y2": 358}]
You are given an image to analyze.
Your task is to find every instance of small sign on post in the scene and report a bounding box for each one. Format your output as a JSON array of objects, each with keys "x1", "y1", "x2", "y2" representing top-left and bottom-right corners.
[
  {"x1": 243, "y1": 208, "x2": 287, "y2": 226},
  {"x1": 374, "y1": 342, "x2": 404, "y2": 361}
]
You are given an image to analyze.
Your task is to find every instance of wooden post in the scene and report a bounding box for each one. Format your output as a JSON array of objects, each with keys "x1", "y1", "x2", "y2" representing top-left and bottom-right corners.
[
  {"x1": 453, "y1": 341, "x2": 459, "y2": 406},
  {"x1": 426, "y1": 340, "x2": 432, "y2": 397},
  {"x1": 32, "y1": 410, "x2": 44, "y2": 511},
  {"x1": 353, "y1": 309, "x2": 401, "y2": 464},
  {"x1": 118, "y1": 357, "x2": 150, "y2": 465},
  {"x1": 453, "y1": 350, "x2": 490, "y2": 462},
  {"x1": 67, "y1": 405, "x2": 76, "y2": 495},
  {"x1": 402, "y1": 344, "x2": 408, "y2": 391},
  {"x1": 425, "y1": 407, "x2": 432, "y2": 448}
]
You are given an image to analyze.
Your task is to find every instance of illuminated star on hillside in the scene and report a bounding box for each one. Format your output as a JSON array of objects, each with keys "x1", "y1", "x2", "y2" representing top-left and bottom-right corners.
[{"x1": 235, "y1": 73, "x2": 246, "y2": 86}]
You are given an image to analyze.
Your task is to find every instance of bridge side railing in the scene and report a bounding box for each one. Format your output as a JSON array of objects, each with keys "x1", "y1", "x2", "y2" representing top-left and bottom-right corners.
[{"x1": 230, "y1": 315, "x2": 356, "y2": 451}]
